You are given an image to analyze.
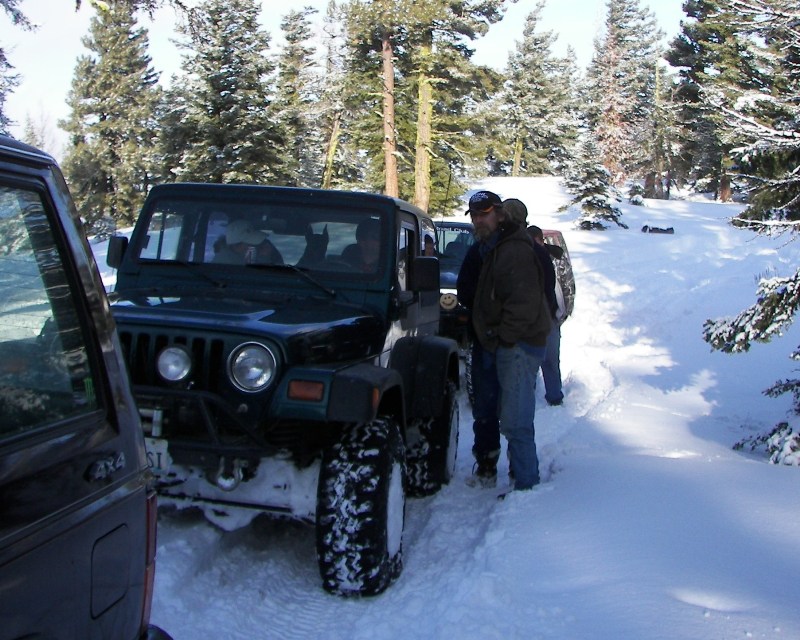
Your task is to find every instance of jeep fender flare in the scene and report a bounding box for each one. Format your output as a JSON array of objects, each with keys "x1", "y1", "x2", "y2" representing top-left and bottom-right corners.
[
  {"x1": 327, "y1": 363, "x2": 405, "y2": 426},
  {"x1": 389, "y1": 336, "x2": 459, "y2": 420}
]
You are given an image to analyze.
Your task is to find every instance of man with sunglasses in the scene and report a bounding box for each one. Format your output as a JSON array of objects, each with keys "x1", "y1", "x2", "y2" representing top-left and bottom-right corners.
[{"x1": 458, "y1": 190, "x2": 551, "y2": 492}]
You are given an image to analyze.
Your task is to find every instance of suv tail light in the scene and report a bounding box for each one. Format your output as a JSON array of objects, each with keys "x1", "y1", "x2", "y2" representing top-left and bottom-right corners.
[{"x1": 140, "y1": 491, "x2": 158, "y2": 634}]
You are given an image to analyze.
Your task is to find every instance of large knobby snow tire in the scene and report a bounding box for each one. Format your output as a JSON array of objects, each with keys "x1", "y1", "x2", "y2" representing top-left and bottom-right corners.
[
  {"x1": 316, "y1": 417, "x2": 406, "y2": 597},
  {"x1": 406, "y1": 381, "x2": 459, "y2": 497},
  {"x1": 464, "y1": 346, "x2": 475, "y2": 407}
]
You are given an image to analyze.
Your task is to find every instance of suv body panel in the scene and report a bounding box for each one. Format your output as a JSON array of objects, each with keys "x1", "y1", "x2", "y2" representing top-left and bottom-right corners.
[{"x1": 0, "y1": 137, "x2": 169, "y2": 639}]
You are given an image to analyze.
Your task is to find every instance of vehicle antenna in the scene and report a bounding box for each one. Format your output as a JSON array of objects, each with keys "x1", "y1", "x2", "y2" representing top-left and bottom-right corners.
[{"x1": 439, "y1": 169, "x2": 453, "y2": 221}]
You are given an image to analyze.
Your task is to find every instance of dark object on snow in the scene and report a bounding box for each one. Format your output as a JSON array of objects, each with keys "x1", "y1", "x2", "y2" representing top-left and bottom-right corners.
[{"x1": 641, "y1": 225, "x2": 675, "y2": 234}]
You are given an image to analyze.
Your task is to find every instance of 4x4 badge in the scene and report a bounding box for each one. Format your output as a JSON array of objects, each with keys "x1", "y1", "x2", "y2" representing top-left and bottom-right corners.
[{"x1": 85, "y1": 452, "x2": 126, "y2": 482}]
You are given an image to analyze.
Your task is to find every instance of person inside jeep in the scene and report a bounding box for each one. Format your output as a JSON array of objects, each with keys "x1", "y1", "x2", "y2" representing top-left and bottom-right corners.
[
  {"x1": 424, "y1": 234, "x2": 437, "y2": 256},
  {"x1": 342, "y1": 217, "x2": 381, "y2": 272},
  {"x1": 214, "y1": 218, "x2": 283, "y2": 265}
]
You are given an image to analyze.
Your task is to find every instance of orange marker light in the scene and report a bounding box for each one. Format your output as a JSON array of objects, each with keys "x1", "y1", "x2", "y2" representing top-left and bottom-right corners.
[{"x1": 288, "y1": 380, "x2": 325, "y2": 402}]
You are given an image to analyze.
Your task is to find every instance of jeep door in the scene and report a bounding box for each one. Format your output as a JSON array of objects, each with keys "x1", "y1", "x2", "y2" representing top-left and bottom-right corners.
[
  {"x1": 396, "y1": 210, "x2": 439, "y2": 334},
  {"x1": 0, "y1": 154, "x2": 154, "y2": 639}
]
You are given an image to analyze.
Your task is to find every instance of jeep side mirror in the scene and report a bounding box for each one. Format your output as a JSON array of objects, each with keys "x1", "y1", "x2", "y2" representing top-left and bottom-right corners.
[
  {"x1": 410, "y1": 256, "x2": 439, "y2": 292},
  {"x1": 106, "y1": 235, "x2": 128, "y2": 269}
]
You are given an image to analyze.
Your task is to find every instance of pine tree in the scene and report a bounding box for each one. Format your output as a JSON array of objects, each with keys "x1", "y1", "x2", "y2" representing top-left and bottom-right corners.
[
  {"x1": 564, "y1": 137, "x2": 628, "y2": 230},
  {"x1": 0, "y1": 0, "x2": 33, "y2": 133},
  {"x1": 160, "y1": 0, "x2": 286, "y2": 184},
  {"x1": 702, "y1": 1, "x2": 800, "y2": 434},
  {"x1": 319, "y1": 1, "x2": 359, "y2": 189},
  {"x1": 0, "y1": 50, "x2": 18, "y2": 134},
  {"x1": 275, "y1": 7, "x2": 323, "y2": 187},
  {"x1": 664, "y1": 0, "x2": 745, "y2": 199},
  {"x1": 707, "y1": 0, "x2": 800, "y2": 221},
  {"x1": 60, "y1": 1, "x2": 161, "y2": 228},
  {"x1": 404, "y1": 0, "x2": 508, "y2": 212},
  {"x1": 421, "y1": 49, "x2": 502, "y2": 215},
  {"x1": 639, "y1": 62, "x2": 681, "y2": 199},
  {"x1": 21, "y1": 111, "x2": 60, "y2": 158},
  {"x1": 342, "y1": 0, "x2": 408, "y2": 197},
  {"x1": 584, "y1": 0, "x2": 663, "y2": 184},
  {"x1": 497, "y1": 2, "x2": 579, "y2": 177},
  {"x1": 340, "y1": 0, "x2": 511, "y2": 210}
]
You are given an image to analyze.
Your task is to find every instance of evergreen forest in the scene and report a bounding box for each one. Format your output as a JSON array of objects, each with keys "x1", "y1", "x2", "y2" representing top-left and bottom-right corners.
[{"x1": 2, "y1": 0, "x2": 800, "y2": 429}]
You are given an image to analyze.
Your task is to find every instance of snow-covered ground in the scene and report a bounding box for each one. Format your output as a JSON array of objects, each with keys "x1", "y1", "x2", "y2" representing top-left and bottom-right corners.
[{"x1": 98, "y1": 176, "x2": 800, "y2": 639}]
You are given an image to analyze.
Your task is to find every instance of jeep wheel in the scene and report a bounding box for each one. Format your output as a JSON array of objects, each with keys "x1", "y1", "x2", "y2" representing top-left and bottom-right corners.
[
  {"x1": 316, "y1": 417, "x2": 405, "y2": 596},
  {"x1": 406, "y1": 381, "x2": 459, "y2": 497}
]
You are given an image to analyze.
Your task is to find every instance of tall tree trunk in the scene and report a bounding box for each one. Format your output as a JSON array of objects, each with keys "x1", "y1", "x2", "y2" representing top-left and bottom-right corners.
[
  {"x1": 718, "y1": 156, "x2": 732, "y2": 202},
  {"x1": 381, "y1": 32, "x2": 399, "y2": 198},
  {"x1": 321, "y1": 110, "x2": 341, "y2": 189},
  {"x1": 719, "y1": 173, "x2": 732, "y2": 203},
  {"x1": 512, "y1": 136, "x2": 523, "y2": 177},
  {"x1": 644, "y1": 172, "x2": 657, "y2": 198},
  {"x1": 413, "y1": 34, "x2": 433, "y2": 212}
]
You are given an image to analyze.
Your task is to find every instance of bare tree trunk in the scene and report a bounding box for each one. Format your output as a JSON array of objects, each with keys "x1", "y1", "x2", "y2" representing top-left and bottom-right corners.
[
  {"x1": 719, "y1": 173, "x2": 732, "y2": 202},
  {"x1": 512, "y1": 136, "x2": 523, "y2": 177},
  {"x1": 644, "y1": 172, "x2": 656, "y2": 198},
  {"x1": 321, "y1": 110, "x2": 341, "y2": 189},
  {"x1": 381, "y1": 32, "x2": 399, "y2": 198},
  {"x1": 413, "y1": 35, "x2": 432, "y2": 212}
]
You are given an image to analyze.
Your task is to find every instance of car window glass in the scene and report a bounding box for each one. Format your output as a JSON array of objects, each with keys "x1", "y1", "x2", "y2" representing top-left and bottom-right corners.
[
  {"x1": 436, "y1": 223, "x2": 475, "y2": 272},
  {"x1": 135, "y1": 197, "x2": 386, "y2": 277},
  {"x1": 397, "y1": 227, "x2": 409, "y2": 290},
  {"x1": 0, "y1": 184, "x2": 98, "y2": 439},
  {"x1": 420, "y1": 216, "x2": 436, "y2": 254},
  {"x1": 139, "y1": 210, "x2": 183, "y2": 261}
]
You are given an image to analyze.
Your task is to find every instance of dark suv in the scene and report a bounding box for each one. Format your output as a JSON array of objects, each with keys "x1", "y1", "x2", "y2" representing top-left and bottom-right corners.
[
  {"x1": 106, "y1": 183, "x2": 460, "y2": 596},
  {"x1": 434, "y1": 219, "x2": 476, "y2": 347},
  {"x1": 0, "y1": 137, "x2": 170, "y2": 639}
]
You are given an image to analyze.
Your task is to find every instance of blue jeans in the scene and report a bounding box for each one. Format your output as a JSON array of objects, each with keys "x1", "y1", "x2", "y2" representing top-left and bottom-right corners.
[
  {"x1": 541, "y1": 323, "x2": 563, "y2": 405},
  {"x1": 470, "y1": 340, "x2": 500, "y2": 464},
  {"x1": 496, "y1": 343, "x2": 545, "y2": 490}
]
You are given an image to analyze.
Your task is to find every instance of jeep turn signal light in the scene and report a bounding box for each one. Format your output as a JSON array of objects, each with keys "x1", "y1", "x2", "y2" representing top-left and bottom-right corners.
[{"x1": 288, "y1": 380, "x2": 325, "y2": 402}]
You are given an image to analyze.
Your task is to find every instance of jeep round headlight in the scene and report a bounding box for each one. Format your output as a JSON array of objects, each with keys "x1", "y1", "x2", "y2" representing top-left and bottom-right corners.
[
  {"x1": 157, "y1": 345, "x2": 192, "y2": 382},
  {"x1": 229, "y1": 342, "x2": 276, "y2": 392}
]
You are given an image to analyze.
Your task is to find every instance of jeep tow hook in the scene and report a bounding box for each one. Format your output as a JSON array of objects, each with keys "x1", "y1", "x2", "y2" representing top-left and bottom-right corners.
[{"x1": 214, "y1": 457, "x2": 244, "y2": 491}]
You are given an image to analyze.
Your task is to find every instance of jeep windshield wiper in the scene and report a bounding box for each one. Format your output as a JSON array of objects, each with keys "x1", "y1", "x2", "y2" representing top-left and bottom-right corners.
[
  {"x1": 245, "y1": 263, "x2": 336, "y2": 298},
  {"x1": 141, "y1": 258, "x2": 227, "y2": 288}
]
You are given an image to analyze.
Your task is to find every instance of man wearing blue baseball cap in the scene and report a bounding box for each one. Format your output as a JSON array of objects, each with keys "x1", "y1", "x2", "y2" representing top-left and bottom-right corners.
[
  {"x1": 459, "y1": 190, "x2": 551, "y2": 492},
  {"x1": 458, "y1": 192, "x2": 503, "y2": 487},
  {"x1": 464, "y1": 189, "x2": 503, "y2": 218}
]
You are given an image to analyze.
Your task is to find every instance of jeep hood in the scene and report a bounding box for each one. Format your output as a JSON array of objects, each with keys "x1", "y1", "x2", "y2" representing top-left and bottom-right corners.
[{"x1": 110, "y1": 291, "x2": 386, "y2": 362}]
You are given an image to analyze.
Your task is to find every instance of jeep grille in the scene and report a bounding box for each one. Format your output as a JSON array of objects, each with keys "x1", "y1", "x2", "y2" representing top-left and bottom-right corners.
[{"x1": 118, "y1": 329, "x2": 226, "y2": 391}]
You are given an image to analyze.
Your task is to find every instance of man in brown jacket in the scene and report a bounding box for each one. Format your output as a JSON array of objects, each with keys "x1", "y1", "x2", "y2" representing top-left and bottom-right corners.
[{"x1": 468, "y1": 190, "x2": 551, "y2": 490}]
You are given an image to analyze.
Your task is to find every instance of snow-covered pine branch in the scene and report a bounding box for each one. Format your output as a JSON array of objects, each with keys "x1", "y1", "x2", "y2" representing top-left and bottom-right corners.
[{"x1": 703, "y1": 268, "x2": 800, "y2": 353}]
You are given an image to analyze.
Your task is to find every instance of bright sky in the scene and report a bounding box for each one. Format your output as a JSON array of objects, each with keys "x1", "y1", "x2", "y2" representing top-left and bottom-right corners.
[{"x1": 2, "y1": 0, "x2": 686, "y2": 154}]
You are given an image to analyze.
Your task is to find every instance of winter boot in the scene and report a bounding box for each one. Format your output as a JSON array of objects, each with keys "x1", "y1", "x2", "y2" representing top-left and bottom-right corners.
[{"x1": 466, "y1": 455, "x2": 498, "y2": 489}]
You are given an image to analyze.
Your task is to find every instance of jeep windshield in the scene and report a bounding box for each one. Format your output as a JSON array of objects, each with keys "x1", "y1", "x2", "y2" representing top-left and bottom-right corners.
[
  {"x1": 130, "y1": 195, "x2": 387, "y2": 278},
  {"x1": 434, "y1": 220, "x2": 475, "y2": 286}
]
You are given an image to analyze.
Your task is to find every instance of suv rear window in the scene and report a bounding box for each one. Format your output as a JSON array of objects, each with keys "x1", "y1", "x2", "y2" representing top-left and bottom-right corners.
[{"x1": 0, "y1": 184, "x2": 99, "y2": 439}]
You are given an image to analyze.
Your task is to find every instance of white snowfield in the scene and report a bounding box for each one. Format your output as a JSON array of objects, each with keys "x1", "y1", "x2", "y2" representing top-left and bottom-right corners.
[{"x1": 99, "y1": 176, "x2": 800, "y2": 639}]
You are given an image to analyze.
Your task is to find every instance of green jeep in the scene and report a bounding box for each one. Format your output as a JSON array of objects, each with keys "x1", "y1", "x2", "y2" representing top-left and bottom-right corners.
[{"x1": 107, "y1": 183, "x2": 460, "y2": 596}]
